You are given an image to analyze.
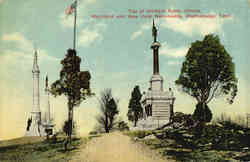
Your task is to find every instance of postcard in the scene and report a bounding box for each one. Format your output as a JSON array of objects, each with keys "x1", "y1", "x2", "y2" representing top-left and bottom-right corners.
[{"x1": 0, "y1": 0, "x2": 249, "y2": 161}]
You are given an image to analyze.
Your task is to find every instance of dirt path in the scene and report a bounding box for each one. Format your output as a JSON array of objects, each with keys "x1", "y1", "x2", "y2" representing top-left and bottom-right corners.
[{"x1": 71, "y1": 132, "x2": 174, "y2": 162}]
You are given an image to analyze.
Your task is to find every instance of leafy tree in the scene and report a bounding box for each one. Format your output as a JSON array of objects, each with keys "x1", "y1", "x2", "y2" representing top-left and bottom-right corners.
[
  {"x1": 127, "y1": 85, "x2": 143, "y2": 127},
  {"x1": 175, "y1": 34, "x2": 238, "y2": 122},
  {"x1": 50, "y1": 49, "x2": 92, "y2": 140},
  {"x1": 96, "y1": 88, "x2": 119, "y2": 133}
]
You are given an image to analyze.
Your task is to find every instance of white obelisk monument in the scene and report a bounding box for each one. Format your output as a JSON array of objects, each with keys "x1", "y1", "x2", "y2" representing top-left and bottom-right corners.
[
  {"x1": 45, "y1": 75, "x2": 51, "y2": 124},
  {"x1": 42, "y1": 75, "x2": 54, "y2": 135},
  {"x1": 26, "y1": 50, "x2": 42, "y2": 136}
]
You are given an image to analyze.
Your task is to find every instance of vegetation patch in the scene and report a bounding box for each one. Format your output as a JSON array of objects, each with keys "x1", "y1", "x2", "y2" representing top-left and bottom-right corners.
[
  {"x1": 126, "y1": 114, "x2": 250, "y2": 161},
  {"x1": 124, "y1": 130, "x2": 154, "y2": 138},
  {"x1": 0, "y1": 136, "x2": 88, "y2": 162}
]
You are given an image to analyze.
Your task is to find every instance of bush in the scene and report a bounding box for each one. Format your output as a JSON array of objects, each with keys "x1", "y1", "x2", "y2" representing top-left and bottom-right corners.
[
  {"x1": 117, "y1": 121, "x2": 129, "y2": 131},
  {"x1": 193, "y1": 103, "x2": 212, "y2": 123},
  {"x1": 126, "y1": 130, "x2": 153, "y2": 138},
  {"x1": 89, "y1": 131, "x2": 98, "y2": 135},
  {"x1": 172, "y1": 112, "x2": 195, "y2": 128},
  {"x1": 213, "y1": 113, "x2": 248, "y2": 129},
  {"x1": 219, "y1": 120, "x2": 243, "y2": 130}
]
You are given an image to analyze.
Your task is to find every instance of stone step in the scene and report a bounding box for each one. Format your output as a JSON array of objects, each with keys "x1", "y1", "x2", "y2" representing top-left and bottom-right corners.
[
  {"x1": 152, "y1": 110, "x2": 170, "y2": 113},
  {"x1": 153, "y1": 109, "x2": 169, "y2": 111},
  {"x1": 152, "y1": 115, "x2": 170, "y2": 117},
  {"x1": 152, "y1": 117, "x2": 169, "y2": 120}
]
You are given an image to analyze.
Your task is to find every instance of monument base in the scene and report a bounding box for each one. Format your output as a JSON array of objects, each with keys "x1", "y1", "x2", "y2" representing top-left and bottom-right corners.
[
  {"x1": 25, "y1": 123, "x2": 46, "y2": 136},
  {"x1": 130, "y1": 117, "x2": 170, "y2": 130}
]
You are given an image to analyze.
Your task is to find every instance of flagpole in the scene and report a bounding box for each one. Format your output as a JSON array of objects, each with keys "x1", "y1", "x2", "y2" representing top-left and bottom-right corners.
[{"x1": 73, "y1": 0, "x2": 77, "y2": 50}]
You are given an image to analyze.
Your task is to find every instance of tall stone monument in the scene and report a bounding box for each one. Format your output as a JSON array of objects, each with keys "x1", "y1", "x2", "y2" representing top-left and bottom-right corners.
[
  {"x1": 136, "y1": 20, "x2": 175, "y2": 130},
  {"x1": 26, "y1": 50, "x2": 43, "y2": 136},
  {"x1": 42, "y1": 75, "x2": 54, "y2": 135}
]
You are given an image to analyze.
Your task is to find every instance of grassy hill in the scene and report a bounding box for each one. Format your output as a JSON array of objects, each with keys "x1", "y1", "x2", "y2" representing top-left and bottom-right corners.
[
  {"x1": 0, "y1": 135, "x2": 86, "y2": 162},
  {"x1": 125, "y1": 118, "x2": 250, "y2": 162}
]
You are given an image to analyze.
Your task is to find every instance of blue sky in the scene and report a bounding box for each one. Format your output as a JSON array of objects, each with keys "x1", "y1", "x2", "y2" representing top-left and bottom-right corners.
[{"x1": 0, "y1": 0, "x2": 249, "y2": 140}]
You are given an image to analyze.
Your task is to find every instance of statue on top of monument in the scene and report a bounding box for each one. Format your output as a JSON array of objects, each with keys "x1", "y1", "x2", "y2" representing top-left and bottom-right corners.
[{"x1": 152, "y1": 19, "x2": 158, "y2": 42}]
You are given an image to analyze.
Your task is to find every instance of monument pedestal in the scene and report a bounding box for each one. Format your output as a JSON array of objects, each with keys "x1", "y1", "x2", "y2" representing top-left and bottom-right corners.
[
  {"x1": 135, "y1": 75, "x2": 175, "y2": 130},
  {"x1": 132, "y1": 117, "x2": 169, "y2": 130},
  {"x1": 25, "y1": 112, "x2": 43, "y2": 136}
]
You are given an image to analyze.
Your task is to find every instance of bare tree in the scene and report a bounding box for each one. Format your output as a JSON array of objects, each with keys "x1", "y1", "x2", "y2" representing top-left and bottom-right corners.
[{"x1": 96, "y1": 89, "x2": 119, "y2": 133}]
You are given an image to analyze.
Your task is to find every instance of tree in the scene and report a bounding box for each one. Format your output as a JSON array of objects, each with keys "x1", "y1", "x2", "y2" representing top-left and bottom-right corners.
[
  {"x1": 50, "y1": 49, "x2": 92, "y2": 140},
  {"x1": 63, "y1": 120, "x2": 72, "y2": 137},
  {"x1": 127, "y1": 85, "x2": 143, "y2": 127},
  {"x1": 175, "y1": 34, "x2": 238, "y2": 122},
  {"x1": 96, "y1": 88, "x2": 119, "y2": 133},
  {"x1": 63, "y1": 120, "x2": 78, "y2": 137}
]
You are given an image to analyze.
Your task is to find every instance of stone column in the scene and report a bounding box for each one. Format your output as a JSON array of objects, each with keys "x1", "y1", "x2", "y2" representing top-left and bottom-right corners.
[{"x1": 152, "y1": 45, "x2": 159, "y2": 74}]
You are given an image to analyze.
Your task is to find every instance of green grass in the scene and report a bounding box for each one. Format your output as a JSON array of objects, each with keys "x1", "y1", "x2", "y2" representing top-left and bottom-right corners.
[
  {"x1": 0, "y1": 136, "x2": 88, "y2": 162},
  {"x1": 123, "y1": 130, "x2": 154, "y2": 138},
  {"x1": 126, "y1": 128, "x2": 250, "y2": 161},
  {"x1": 88, "y1": 134, "x2": 102, "y2": 140},
  {"x1": 133, "y1": 135, "x2": 246, "y2": 161}
]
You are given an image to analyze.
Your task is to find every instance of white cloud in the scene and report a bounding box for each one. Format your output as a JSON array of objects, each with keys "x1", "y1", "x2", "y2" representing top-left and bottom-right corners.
[
  {"x1": 130, "y1": 22, "x2": 151, "y2": 40},
  {"x1": 86, "y1": 0, "x2": 96, "y2": 4},
  {"x1": 160, "y1": 42, "x2": 189, "y2": 58},
  {"x1": 167, "y1": 60, "x2": 181, "y2": 66},
  {"x1": 161, "y1": 12, "x2": 233, "y2": 37},
  {"x1": 78, "y1": 29, "x2": 100, "y2": 46},
  {"x1": 1, "y1": 33, "x2": 59, "y2": 63},
  {"x1": 131, "y1": 31, "x2": 143, "y2": 40},
  {"x1": 59, "y1": 13, "x2": 84, "y2": 28},
  {"x1": 2, "y1": 32, "x2": 33, "y2": 51},
  {"x1": 78, "y1": 23, "x2": 107, "y2": 47}
]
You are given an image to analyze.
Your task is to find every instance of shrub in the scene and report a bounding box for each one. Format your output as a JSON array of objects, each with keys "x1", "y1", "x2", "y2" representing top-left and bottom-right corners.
[
  {"x1": 89, "y1": 131, "x2": 98, "y2": 135},
  {"x1": 172, "y1": 112, "x2": 195, "y2": 128},
  {"x1": 117, "y1": 121, "x2": 129, "y2": 131},
  {"x1": 193, "y1": 103, "x2": 212, "y2": 123},
  {"x1": 126, "y1": 130, "x2": 153, "y2": 138}
]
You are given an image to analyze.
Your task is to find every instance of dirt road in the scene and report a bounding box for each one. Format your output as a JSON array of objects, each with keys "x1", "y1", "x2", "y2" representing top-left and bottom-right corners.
[{"x1": 71, "y1": 132, "x2": 173, "y2": 162}]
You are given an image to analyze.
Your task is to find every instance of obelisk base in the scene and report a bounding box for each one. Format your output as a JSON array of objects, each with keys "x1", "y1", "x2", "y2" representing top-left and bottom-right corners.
[{"x1": 25, "y1": 112, "x2": 46, "y2": 136}]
